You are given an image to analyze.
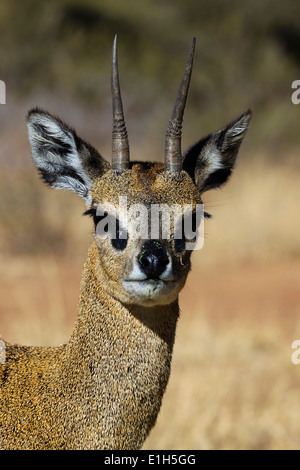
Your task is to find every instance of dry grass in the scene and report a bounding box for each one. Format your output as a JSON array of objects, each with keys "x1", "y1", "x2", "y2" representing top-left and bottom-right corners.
[
  {"x1": 0, "y1": 158, "x2": 299, "y2": 449},
  {"x1": 144, "y1": 261, "x2": 300, "y2": 449}
]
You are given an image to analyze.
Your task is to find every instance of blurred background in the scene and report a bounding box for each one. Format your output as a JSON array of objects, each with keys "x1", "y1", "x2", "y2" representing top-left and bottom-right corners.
[{"x1": 0, "y1": 0, "x2": 299, "y2": 449}]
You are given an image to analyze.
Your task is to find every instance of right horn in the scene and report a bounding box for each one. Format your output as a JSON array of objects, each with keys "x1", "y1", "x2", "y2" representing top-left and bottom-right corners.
[
  {"x1": 111, "y1": 34, "x2": 130, "y2": 172},
  {"x1": 164, "y1": 38, "x2": 196, "y2": 173}
]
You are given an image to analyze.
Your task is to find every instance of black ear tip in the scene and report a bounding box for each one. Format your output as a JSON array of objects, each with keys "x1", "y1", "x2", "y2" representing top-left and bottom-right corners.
[
  {"x1": 27, "y1": 109, "x2": 38, "y2": 122},
  {"x1": 244, "y1": 107, "x2": 252, "y2": 115},
  {"x1": 240, "y1": 108, "x2": 253, "y2": 124},
  {"x1": 223, "y1": 108, "x2": 253, "y2": 140},
  {"x1": 27, "y1": 107, "x2": 49, "y2": 123}
]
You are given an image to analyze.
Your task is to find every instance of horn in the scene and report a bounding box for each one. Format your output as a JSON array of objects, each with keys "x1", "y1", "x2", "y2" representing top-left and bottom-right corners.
[
  {"x1": 111, "y1": 34, "x2": 130, "y2": 171},
  {"x1": 165, "y1": 38, "x2": 196, "y2": 173}
]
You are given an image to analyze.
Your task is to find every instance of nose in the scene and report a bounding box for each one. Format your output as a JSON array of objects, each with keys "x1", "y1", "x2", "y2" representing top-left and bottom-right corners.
[{"x1": 138, "y1": 240, "x2": 169, "y2": 279}]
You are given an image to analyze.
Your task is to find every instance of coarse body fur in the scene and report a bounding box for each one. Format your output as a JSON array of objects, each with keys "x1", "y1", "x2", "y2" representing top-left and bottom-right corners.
[
  {"x1": 0, "y1": 38, "x2": 251, "y2": 449},
  {"x1": 0, "y1": 242, "x2": 178, "y2": 449}
]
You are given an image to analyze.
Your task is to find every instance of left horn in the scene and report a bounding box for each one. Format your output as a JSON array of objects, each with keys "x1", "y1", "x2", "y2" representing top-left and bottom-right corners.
[
  {"x1": 111, "y1": 34, "x2": 130, "y2": 171},
  {"x1": 164, "y1": 38, "x2": 196, "y2": 173}
]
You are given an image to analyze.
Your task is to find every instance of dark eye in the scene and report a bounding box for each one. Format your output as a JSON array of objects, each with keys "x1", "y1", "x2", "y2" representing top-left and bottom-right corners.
[
  {"x1": 184, "y1": 212, "x2": 199, "y2": 247},
  {"x1": 111, "y1": 219, "x2": 128, "y2": 251},
  {"x1": 173, "y1": 212, "x2": 199, "y2": 253},
  {"x1": 83, "y1": 207, "x2": 105, "y2": 228},
  {"x1": 174, "y1": 218, "x2": 186, "y2": 253},
  {"x1": 174, "y1": 237, "x2": 185, "y2": 253},
  {"x1": 84, "y1": 208, "x2": 128, "y2": 251}
]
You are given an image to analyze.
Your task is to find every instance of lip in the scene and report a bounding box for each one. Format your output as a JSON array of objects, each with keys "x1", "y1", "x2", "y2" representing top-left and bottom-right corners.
[{"x1": 122, "y1": 278, "x2": 179, "y2": 305}]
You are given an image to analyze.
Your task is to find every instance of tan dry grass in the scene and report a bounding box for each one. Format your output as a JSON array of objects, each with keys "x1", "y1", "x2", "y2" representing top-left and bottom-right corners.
[
  {"x1": 199, "y1": 154, "x2": 300, "y2": 265},
  {"x1": 144, "y1": 261, "x2": 300, "y2": 450},
  {"x1": 1, "y1": 257, "x2": 299, "y2": 449},
  {"x1": 0, "y1": 255, "x2": 80, "y2": 346},
  {"x1": 0, "y1": 159, "x2": 299, "y2": 449}
]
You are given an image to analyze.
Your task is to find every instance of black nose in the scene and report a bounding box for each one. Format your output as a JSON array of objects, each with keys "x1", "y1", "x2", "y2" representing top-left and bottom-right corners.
[{"x1": 138, "y1": 240, "x2": 169, "y2": 279}]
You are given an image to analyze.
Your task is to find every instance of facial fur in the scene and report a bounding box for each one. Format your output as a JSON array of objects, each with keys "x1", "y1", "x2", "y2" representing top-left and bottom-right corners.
[
  {"x1": 88, "y1": 163, "x2": 202, "y2": 306},
  {"x1": 27, "y1": 106, "x2": 251, "y2": 307}
]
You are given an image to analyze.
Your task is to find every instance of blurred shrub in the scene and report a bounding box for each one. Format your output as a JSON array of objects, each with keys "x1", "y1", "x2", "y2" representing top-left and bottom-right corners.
[
  {"x1": 0, "y1": 0, "x2": 299, "y2": 151},
  {"x1": 0, "y1": 170, "x2": 89, "y2": 255},
  {"x1": 0, "y1": 0, "x2": 299, "y2": 256}
]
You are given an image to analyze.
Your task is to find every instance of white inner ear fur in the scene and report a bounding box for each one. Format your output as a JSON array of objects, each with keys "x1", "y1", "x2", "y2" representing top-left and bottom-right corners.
[
  {"x1": 201, "y1": 146, "x2": 224, "y2": 176},
  {"x1": 27, "y1": 114, "x2": 92, "y2": 203}
]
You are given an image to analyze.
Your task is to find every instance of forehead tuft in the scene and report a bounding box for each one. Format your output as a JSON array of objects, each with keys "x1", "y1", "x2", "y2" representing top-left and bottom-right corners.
[{"x1": 91, "y1": 161, "x2": 201, "y2": 206}]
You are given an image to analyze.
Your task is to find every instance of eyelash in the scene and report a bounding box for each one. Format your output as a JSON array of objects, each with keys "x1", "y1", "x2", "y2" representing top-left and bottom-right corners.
[{"x1": 83, "y1": 208, "x2": 128, "y2": 251}]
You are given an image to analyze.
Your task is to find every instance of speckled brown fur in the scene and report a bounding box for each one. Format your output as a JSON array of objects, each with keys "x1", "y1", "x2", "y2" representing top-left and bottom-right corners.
[
  {"x1": 0, "y1": 164, "x2": 198, "y2": 450},
  {"x1": 0, "y1": 240, "x2": 179, "y2": 450},
  {"x1": 0, "y1": 58, "x2": 251, "y2": 448}
]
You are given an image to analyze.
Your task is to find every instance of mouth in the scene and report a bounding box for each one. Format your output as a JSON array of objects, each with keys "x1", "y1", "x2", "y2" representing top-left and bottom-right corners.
[
  {"x1": 123, "y1": 278, "x2": 177, "y2": 289},
  {"x1": 122, "y1": 278, "x2": 179, "y2": 305}
]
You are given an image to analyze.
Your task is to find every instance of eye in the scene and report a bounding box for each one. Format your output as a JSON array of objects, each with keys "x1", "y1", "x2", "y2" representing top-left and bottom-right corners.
[
  {"x1": 83, "y1": 207, "x2": 105, "y2": 227},
  {"x1": 173, "y1": 212, "x2": 199, "y2": 253},
  {"x1": 184, "y1": 212, "x2": 199, "y2": 246},
  {"x1": 84, "y1": 208, "x2": 128, "y2": 251},
  {"x1": 111, "y1": 218, "x2": 128, "y2": 251},
  {"x1": 173, "y1": 218, "x2": 186, "y2": 253},
  {"x1": 174, "y1": 237, "x2": 185, "y2": 253}
]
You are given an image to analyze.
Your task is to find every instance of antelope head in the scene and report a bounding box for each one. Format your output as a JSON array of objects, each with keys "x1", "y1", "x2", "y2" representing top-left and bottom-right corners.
[{"x1": 27, "y1": 36, "x2": 251, "y2": 307}]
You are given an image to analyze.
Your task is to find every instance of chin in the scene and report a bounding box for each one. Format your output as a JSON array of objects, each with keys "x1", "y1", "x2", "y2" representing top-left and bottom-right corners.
[{"x1": 121, "y1": 279, "x2": 182, "y2": 307}]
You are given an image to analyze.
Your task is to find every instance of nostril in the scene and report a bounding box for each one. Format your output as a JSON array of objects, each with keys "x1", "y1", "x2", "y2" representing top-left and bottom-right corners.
[
  {"x1": 139, "y1": 252, "x2": 168, "y2": 269},
  {"x1": 138, "y1": 241, "x2": 169, "y2": 279},
  {"x1": 139, "y1": 252, "x2": 153, "y2": 269},
  {"x1": 157, "y1": 252, "x2": 169, "y2": 269}
]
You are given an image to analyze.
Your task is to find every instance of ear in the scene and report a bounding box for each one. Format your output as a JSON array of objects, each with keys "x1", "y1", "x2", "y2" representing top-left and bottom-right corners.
[
  {"x1": 27, "y1": 108, "x2": 110, "y2": 204},
  {"x1": 182, "y1": 109, "x2": 252, "y2": 193}
]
